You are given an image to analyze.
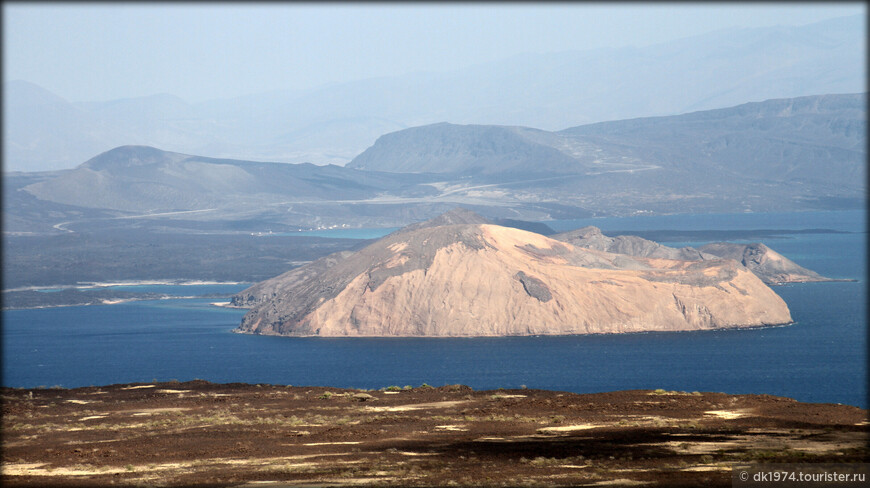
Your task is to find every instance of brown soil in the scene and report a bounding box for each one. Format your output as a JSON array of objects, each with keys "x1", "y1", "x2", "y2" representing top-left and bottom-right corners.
[{"x1": 2, "y1": 381, "x2": 867, "y2": 487}]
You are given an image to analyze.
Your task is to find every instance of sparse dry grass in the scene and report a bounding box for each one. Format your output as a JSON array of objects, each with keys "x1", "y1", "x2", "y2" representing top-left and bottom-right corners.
[{"x1": 3, "y1": 382, "x2": 866, "y2": 487}]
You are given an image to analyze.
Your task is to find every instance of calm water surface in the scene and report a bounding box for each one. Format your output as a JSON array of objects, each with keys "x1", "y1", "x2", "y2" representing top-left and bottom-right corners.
[{"x1": 3, "y1": 211, "x2": 866, "y2": 407}]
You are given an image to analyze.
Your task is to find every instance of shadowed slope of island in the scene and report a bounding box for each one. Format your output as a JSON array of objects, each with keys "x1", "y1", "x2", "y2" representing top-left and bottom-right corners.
[
  {"x1": 233, "y1": 209, "x2": 792, "y2": 337},
  {"x1": 553, "y1": 226, "x2": 840, "y2": 285},
  {"x1": 2, "y1": 381, "x2": 867, "y2": 487}
]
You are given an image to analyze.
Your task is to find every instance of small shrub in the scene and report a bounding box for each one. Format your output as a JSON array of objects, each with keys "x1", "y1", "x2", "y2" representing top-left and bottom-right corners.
[
  {"x1": 319, "y1": 392, "x2": 333, "y2": 399},
  {"x1": 530, "y1": 456, "x2": 559, "y2": 466}
]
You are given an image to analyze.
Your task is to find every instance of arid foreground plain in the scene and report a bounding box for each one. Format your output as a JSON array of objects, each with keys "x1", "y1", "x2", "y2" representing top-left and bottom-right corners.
[{"x1": 2, "y1": 381, "x2": 867, "y2": 487}]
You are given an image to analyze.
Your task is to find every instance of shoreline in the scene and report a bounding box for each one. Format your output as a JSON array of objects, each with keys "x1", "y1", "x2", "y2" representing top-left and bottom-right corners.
[
  {"x1": 232, "y1": 319, "x2": 798, "y2": 338},
  {"x1": 3, "y1": 279, "x2": 249, "y2": 293},
  {"x1": 2, "y1": 294, "x2": 245, "y2": 311}
]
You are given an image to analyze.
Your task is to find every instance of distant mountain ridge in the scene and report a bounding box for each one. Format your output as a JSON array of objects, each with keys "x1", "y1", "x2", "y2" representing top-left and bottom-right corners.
[
  {"x1": 344, "y1": 93, "x2": 866, "y2": 217},
  {"x1": 20, "y1": 145, "x2": 435, "y2": 214},
  {"x1": 349, "y1": 93, "x2": 866, "y2": 187},
  {"x1": 348, "y1": 123, "x2": 583, "y2": 176},
  {"x1": 4, "y1": 14, "x2": 863, "y2": 171},
  {"x1": 8, "y1": 93, "x2": 866, "y2": 232}
]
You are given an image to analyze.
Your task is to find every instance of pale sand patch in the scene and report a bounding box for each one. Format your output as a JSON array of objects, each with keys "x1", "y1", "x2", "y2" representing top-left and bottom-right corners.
[
  {"x1": 398, "y1": 452, "x2": 437, "y2": 456},
  {"x1": 302, "y1": 441, "x2": 362, "y2": 446},
  {"x1": 681, "y1": 465, "x2": 733, "y2": 472},
  {"x1": 156, "y1": 389, "x2": 190, "y2": 394},
  {"x1": 787, "y1": 431, "x2": 868, "y2": 453},
  {"x1": 78, "y1": 415, "x2": 107, "y2": 421},
  {"x1": 537, "y1": 424, "x2": 607, "y2": 434},
  {"x1": 315, "y1": 476, "x2": 398, "y2": 485},
  {"x1": 382, "y1": 391, "x2": 400, "y2": 395},
  {"x1": 641, "y1": 430, "x2": 866, "y2": 456},
  {"x1": 492, "y1": 394, "x2": 527, "y2": 399},
  {"x1": 121, "y1": 385, "x2": 155, "y2": 390},
  {"x1": 654, "y1": 440, "x2": 743, "y2": 455},
  {"x1": 64, "y1": 438, "x2": 124, "y2": 445},
  {"x1": 434, "y1": 425, "x2": 468, "y2": 431},
  {"x1": 388, "y1": 242, "x2": 409, "y2": 253},
  {"x1": 704, "y1": 410, "x2": 747, "y2": 419},
  {"x1": 474, "y1": 434, "x2": 570, "y2": 443},
  {"x1": 1, "y1": 463, "x2": 48, "y2": 475},
  {"x1": 2, "y1": 455, "x2": 359, "y2": 479},
  {"x1": 591, "y1": 479, "x2": 651, "y2": 486},
  {"x1": 65, "y1": 399, "x2": 92, "y2": 404},
  {"x1": 614, "y1": 414, "x2": 678, "y2": 425},
  {"x1": 2, "y1": 463, "x2": 158, "y2": 477},
  {"x1": 129, "y1": 407, "x2": 190, "y2": 416},
  {"x1": 366, "y1": 400, "x2": 468, "y2": 412}
]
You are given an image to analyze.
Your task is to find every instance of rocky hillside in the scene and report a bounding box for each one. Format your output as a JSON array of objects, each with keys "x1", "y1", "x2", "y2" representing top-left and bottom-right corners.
[
  {"x1": 20, "y1": 145, "x2": 434, "y2": 213},
  {"x1": 230, "y1": 209, "x2": 491, "y2": 309},
  {"x1": 553, "y1": 226, "x2": 832, "y2": 285},
  {"x1": 348, "y1": 94, "x2": 866, "y2": 193},
  {"x1": 552, "y1": 226, "x2": 712, "y2": 261},
  {"x1": 348, "y1": 123, "x2": 585, "y2": 176},
  {"x1": 698, "y1": 242, "x2": 829, "y2": 284},
  {"x1": 235, "y1": 211, "x2": 792, "y2": 337}
]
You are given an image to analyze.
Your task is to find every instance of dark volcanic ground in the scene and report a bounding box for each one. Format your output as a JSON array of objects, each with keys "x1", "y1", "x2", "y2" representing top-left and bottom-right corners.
[{"x1": 2, "y1": 381, "x2": 867, "y2": 487}]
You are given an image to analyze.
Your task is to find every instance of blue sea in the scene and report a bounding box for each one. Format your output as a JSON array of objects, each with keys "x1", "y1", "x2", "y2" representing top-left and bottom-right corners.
[{"x1": 2, "y1": 210, "x2": 866, "y2": 408}]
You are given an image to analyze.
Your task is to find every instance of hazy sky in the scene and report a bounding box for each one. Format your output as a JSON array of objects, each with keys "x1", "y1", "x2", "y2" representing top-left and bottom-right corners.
[{"x1": 3, "y1": 2, "x2": 865, "y2": 103}]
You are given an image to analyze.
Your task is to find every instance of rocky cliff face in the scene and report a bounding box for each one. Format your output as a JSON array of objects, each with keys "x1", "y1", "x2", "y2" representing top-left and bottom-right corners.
[
  {"x1": 553, "y1": 226, "x2": 832, "y2": 285},
  {"x1": 235, "y1": 214, "x2": 792, "y2": 337}
]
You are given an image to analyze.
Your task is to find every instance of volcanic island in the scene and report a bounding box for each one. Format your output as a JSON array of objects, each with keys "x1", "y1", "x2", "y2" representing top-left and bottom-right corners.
[{"x1": 232, "y1": 209, "x2": 793, "y2": 337}]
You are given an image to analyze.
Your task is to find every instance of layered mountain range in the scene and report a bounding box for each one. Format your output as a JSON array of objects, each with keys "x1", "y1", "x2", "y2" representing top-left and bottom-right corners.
[
  {"x1": 347, "y1": 94, "x2": 866, "y2": 214},
  {"x1": 233, "y1": 209, "x2": 794, "y2": 337},
  {"x1": 5, "y1": 15, "x2": 863, "y2": 172},
  {"x1": 6, "y1": 93, "x2": 865, "y2": 234}
]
